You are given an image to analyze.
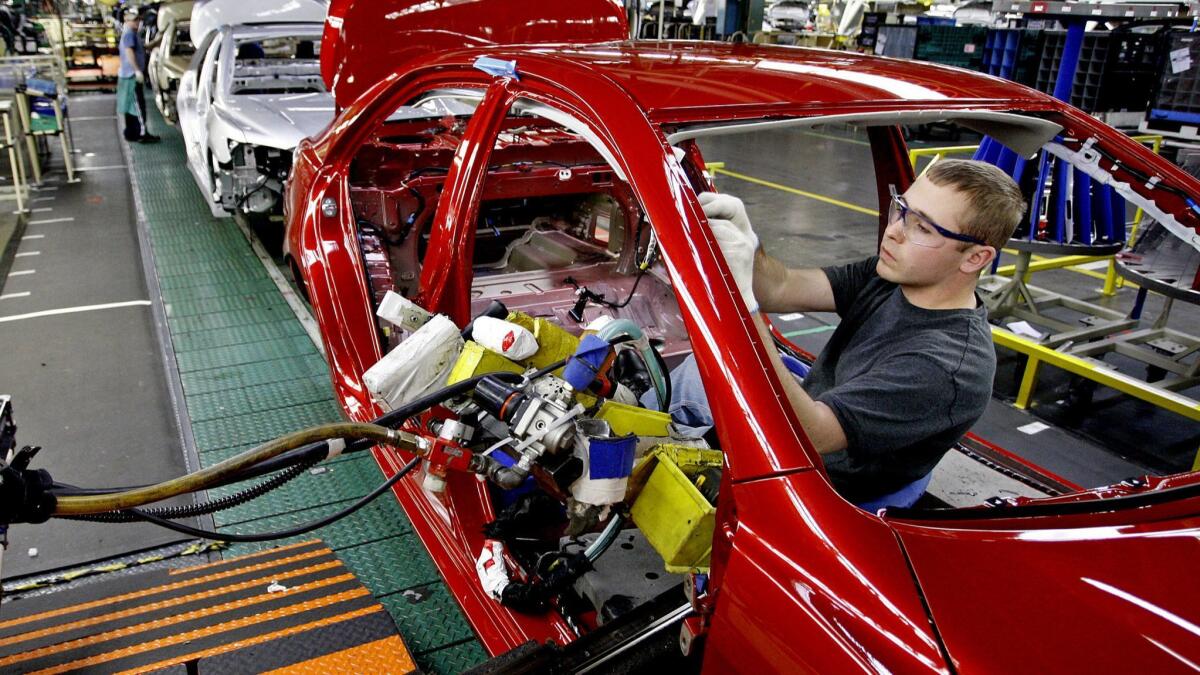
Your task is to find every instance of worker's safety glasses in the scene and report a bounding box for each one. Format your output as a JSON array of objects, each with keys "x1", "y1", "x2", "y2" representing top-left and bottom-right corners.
[{"x1": 888, "y1": 185, "x2": 990, "y2": 249}]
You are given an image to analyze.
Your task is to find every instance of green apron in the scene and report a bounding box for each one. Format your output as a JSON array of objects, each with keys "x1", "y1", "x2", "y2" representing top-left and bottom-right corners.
[{"x1": 116, "y1": 76, "x2": 141, "y2": 119}]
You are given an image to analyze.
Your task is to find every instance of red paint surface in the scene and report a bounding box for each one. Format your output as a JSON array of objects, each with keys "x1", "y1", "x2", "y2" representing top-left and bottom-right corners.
[{"x1": 285, "y1": 17, "x2": 1200, "y2": 669}]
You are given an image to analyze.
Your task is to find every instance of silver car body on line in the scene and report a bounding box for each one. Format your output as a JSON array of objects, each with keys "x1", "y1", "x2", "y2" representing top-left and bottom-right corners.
[{"x1": 176, "y1": 21, "x2": 333, "y2": 216}]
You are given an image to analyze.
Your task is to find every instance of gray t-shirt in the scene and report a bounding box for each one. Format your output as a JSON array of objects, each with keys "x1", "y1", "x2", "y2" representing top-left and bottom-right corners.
[{"x1": 802, "y1": 256, "x2": 995, "y2": 502}]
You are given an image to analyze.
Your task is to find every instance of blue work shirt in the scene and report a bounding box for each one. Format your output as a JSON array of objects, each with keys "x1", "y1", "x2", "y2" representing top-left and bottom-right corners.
[{"x1": 118, "y1": 26, "x2": 145, "y2": 79}]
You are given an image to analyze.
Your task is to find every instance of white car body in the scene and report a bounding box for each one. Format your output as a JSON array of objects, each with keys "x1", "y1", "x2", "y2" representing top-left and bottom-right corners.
[
  {"x1": 764, "y1": 0, "x2": 812, "y2": 32},
  {"x1": 189, "y1": 0, "x2": 327, "y2": 49},
  {"x1": 176, "y1": 20, "x2": 333, "y2": 216},
  {"x1": 147, "y1": 1, "x2": 194, "y2": 122}
]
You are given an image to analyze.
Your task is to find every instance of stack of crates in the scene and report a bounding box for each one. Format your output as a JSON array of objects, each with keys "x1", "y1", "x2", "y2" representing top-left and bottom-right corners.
[
  {"x1": 858, "y1": 12, "x2": 885, "y2": 51},
  {"x1": 1035, "y1": 30, "x2": 1110, "y2": 110},
  {"x1": 1148, "y1": 31, "x2": 1200, "y2": 125},
  {"x1": 981, "y1": 28, "x2": 1043, "y2": 87},
  {"x1": 914, "y1": 24, "x2": 988, "y2": 70},
  {"x1": 875, "y1": 24, "x2": 917, "y2": 59}
]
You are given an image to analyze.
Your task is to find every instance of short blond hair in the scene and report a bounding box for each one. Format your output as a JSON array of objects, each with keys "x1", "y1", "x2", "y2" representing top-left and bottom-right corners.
[{"x1": 925, "y1": 159, "x2": 1025, "y2": 250}]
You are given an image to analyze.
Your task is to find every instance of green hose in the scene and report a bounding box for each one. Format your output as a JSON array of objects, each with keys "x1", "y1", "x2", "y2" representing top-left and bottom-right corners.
[{"x1": 596, "y1": 319, "x2": 668, "y2": 409}]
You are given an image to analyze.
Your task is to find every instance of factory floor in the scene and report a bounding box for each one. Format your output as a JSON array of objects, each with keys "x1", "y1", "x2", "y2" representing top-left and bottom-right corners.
[
  {"x1": 0, "y1": 95, "x2": 1195, "y2": 673},
  {"x1": 0, "y1": 96, "x2": 485, "y2": 674}
]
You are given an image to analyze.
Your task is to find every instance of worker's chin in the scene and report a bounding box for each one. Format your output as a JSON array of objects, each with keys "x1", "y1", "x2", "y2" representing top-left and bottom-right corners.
[{"x1": 876, "y1": 257, "x2": 901, "y2": 283}]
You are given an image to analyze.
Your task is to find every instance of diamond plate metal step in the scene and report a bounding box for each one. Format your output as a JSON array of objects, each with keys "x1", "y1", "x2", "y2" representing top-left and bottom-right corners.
[{"x1": 125, "y1": 103, "x2": 484, "y2": 673}]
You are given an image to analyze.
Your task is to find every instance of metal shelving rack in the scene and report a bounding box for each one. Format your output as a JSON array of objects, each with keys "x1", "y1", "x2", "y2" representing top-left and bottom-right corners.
[{"x1": 976, "y1": 1, "x2": 1200, "y2": 434}]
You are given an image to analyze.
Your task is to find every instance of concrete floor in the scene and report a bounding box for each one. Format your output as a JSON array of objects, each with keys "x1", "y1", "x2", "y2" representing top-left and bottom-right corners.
[{"x1": 0, "y1": 95, "x2": 196, "y2": 577}]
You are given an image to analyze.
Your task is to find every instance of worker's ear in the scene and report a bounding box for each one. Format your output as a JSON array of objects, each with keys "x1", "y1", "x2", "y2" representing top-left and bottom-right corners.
[{"x1": 959, "y1": 244, "x2": 995, "y2": 275}]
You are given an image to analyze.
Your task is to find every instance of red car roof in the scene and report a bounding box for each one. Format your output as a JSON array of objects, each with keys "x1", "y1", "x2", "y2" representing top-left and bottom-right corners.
[
  {"x1": 486, "y1": 42, "x2": 1057, "y2": 115},
  {"x1": 321, "y1": 0, "x2": 630, "y2": 108},
  {"x1": 322, "y1": 0, "x2": 1056, "y2": 114}
]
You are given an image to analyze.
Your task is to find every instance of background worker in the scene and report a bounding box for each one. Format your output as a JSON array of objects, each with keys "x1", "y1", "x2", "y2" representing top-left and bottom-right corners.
[
  {"x1": 117, "y1": 6, "x2": 159, "y2": 143},
  {"x1": 662, "y1": 159, "x2": 1025, "y2": 510}
]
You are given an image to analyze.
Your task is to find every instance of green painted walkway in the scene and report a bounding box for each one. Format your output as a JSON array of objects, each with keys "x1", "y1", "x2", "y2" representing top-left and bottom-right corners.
[{"x1": 127, "y1": 105, "x2": 486, "y2": 673}]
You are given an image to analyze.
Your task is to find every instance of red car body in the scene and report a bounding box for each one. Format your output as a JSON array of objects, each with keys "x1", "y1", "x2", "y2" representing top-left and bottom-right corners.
[{"x1": 284, "y1": 2, "x2": 1200, "y2": 671}]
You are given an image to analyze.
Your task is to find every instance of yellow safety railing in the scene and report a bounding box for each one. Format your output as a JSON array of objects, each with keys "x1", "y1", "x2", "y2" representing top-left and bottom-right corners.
[
  {"x1": 907, "y1": 145, "x2": 979, "y2": 176},
  {"x1": 992, "y1": 326, "x2": 1200, "y2": 422}
]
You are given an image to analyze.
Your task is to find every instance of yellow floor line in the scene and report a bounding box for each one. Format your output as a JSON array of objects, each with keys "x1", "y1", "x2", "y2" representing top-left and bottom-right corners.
[
  {"x1": 799, "y1": 130, "x2": 871, "y2": 147},
  {"x1": 712, "y1": 167, "x2": 878, "y2": 216}
]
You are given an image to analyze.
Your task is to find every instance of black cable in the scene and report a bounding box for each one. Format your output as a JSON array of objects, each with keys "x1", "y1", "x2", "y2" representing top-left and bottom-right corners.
[
  {"x1": 605, "y1": 266, "x2": 646, "y2": 309},
  {"x1": 234, "y1": 180, "x2": 271, "y2": 210},
  {"x1": 51, "y1": 440, "x2": 331, "y2": 496},
  {"x1": 1076, "y1": 140, "x2": 1197, "y2": 204},
  {"x1": 50, "y1": 375, "x2": 520, "y2": 501},
  {"x1": 62, "y1": 455, "x2": 320, "y2": 523},
  {"x1": 44, "y1": 332, "x2": 636, "y2": 537},
  {"x1": 522, "y1": 334, "x2": 637, "y2": 383},
  {"x1": 374, "y1": 370, "x2": 525, "y2": 429},
  {"x1": 647, "y1": 340, "x2": 672, "y2": 411},
  {"x1": 562, "y1": 213, "x2": 654, "y2": 311},
  {"x1": 104, "y1": 456, "x2": 421, "y2": 543},
  {"x1": 527, "y1": 357, "x2": 571, "y2": 381}
]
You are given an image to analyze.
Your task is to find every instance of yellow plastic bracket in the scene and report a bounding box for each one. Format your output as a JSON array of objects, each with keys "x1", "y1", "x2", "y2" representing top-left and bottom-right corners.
[
  {"x1": 595, "y1": 400, "x2": 672, "y2": 437},
  {"x1": 630, "y1": 444, "x2": 724, "y2": 573},
  {"x1": 446, "y1": 341, "x2": 524, "y2": 385}
]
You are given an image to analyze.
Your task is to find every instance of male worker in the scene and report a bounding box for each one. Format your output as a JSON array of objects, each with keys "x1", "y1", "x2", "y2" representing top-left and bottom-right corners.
[
  {"x1": 117, "y1": 6, "x2": 159, "y2": 143},
  {"x1": 666, "y1": 159, "x2": 1024, "y2": 510}
]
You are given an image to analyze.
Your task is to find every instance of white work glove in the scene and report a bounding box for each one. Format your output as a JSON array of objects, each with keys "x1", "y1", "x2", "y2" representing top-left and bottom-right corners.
[
  {"x1": 708, "y1": 217, "x2": 759, "y2": 312},
  {"x1": 698, "y1": 192, "x2": 759, "y2": 250},
  {"x1": 134, "y1": 71, "x2": 144, "y2": 84},
  {"x1": 699, "y1": 192, "x2": 759, "y2": 312}
]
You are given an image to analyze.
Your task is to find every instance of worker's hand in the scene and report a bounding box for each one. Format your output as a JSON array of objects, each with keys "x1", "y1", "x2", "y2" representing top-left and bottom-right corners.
[
  {"x1": 709, "y1": 217, "x2": 758, "y2": 312},
  {"x1": 698, "y1": 192, "x2": 759, "y2": 250},
  {"x1": 134, "y1": 71, "x2": 144, "y2": 84}
]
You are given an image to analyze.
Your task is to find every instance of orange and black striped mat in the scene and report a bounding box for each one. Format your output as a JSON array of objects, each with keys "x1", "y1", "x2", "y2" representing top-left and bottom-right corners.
[{"x1": 0, "y1": 539, "x2": 417, "y2": 674}]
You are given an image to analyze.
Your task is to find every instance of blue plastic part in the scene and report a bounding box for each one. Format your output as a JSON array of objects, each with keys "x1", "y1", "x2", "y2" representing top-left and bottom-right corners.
[
  {"x1": 995, "y1": 147, "x2": 1018, "y2": 177},
  {"x1": 1149, "y1": 108, "x2": 1200, "y2": 125},
  {"x1": 26, "y1": 77, "x2": 56, "y2": 96},
  {"x1": 1074, "y1": 170, "x2": 1092, "y2": 245},
  {"x1": 972, "y1": 136, "x2": 994, "y2": 162},
  {"x1": 984, "y1": 139, "x2": 1005, "y2": 166},
  {"x1": 1012, "y1": 156, "x2": 1028, "y2": 185},
  {"x1": 1095, "y1": 183, "x2": 1115, "y2": 242},
  {"x1": 588, "y1": 434, "x2": 637, "y2": 479},
  {"x1": 1131, "y1": 287, "x2": 1149, "y2": 321},
  {"x1": 563, "y1": 334, "x2": 612, "y2": 391},
  {"x1": 1053, "y1": 158, "x2": 1069, "y2": 243},
  {"x1": 1110, "y1": 189, "x2": 1126, "y2": 243},
  {"x1": 1027, "y1": 153, "x2": 1051, "y2": 242},
  {"x1": 1053, "y1": 21, "x2": 1085, "y2": 103},
  {"x1": 473, "y1": 56, "x2": 519, "y2": 79},
  {"x1": 780, "y1": 353, "x2": 810, "y2": 379}
]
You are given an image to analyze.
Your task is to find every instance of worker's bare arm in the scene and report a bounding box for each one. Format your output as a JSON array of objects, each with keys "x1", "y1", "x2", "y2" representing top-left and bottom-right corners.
[
  {"x1": 753, "y1": 250, "x2": 836, "y2": 313},
  {"x1": 750, "y1": 313, "x2": 847, "y2": 454}
]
